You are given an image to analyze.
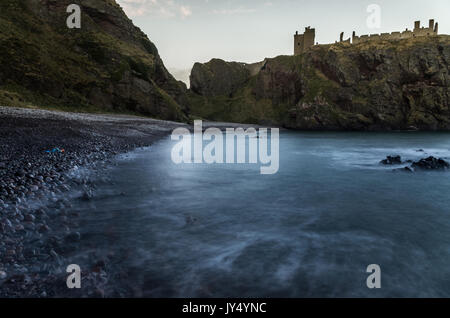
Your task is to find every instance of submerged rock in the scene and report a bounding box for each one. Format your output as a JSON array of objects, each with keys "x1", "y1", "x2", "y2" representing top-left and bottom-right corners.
[
  {"x1": 65, "y1": 232, "x2": 81, "y2": 242},
  {"x1": 393, "y1": 166, "x2": 414, "y2": 173},
  {"x1": 81, "y1": 189, "x2": 94, "y2": 201}
]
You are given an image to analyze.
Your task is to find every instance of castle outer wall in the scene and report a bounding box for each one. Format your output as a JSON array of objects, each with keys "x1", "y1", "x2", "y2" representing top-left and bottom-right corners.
[
  {"x1": 294, "y1": 19, "x2": 439, "y2": 55},
  {"x1": 352, "y1": 20, "x2": 438, "y2": 44}
]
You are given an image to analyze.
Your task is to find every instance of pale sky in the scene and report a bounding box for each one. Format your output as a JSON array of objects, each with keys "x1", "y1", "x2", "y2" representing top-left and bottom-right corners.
[{"x1": 116, "y1": 0, "x2": 450, "y2": 85}]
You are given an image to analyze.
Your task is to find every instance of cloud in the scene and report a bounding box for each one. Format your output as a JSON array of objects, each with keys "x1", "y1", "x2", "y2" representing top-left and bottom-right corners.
[
  {"x1": 212, "y1": 7, "x2": 257, "y2": 15},
  {"x1": 117, "y1": 0, "x2": 192, "y2": 19},
  {"x1": 180, "y1": 5, "x2": 192, "y2": 18}
]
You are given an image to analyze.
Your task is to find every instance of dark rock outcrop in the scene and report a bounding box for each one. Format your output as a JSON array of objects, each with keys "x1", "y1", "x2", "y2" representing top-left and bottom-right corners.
[
  {"x1": 380, "y1": 155, "x2": 402, "y2": 165},
  {"x1": 390, "y1": 156, "x2": 450, "y2": 172},
  {"x1": 411, "y1": 156, "x2": 450, "y2": 170},
  {"x1": 0, "y1": 0, "x2": 188, "y2": 121},
  {"x1": 189, "y1": 36, "x2": 450, "y2": 130},
  {"x1": 190, "y1": 59, "x2": 250, "y2": 97}
]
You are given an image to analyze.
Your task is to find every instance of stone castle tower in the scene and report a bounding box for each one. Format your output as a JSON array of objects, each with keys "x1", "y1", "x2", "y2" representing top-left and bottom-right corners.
[{"x1": 294, "y1": 27, "x2": 315, "y2": 55}]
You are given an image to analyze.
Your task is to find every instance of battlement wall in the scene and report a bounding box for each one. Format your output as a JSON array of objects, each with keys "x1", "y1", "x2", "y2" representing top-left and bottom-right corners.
[
  {"x1": 351, "y1": 20, "x2": 438, "y2": 45},
  {"x1": 294, "y1": 19, "x2": 439, "y2": 55}
]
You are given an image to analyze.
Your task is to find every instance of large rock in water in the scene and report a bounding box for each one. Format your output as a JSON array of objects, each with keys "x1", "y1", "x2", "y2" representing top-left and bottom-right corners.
[
  {"x1": 188, "y1": 36, "x2": 450, "y2": 130},
  {"x1": 411, "y1": 156, "x2": 450, "y2": 170},
  {"x1": 0, "y1": 0, "x2": 188, "y2": 121}
]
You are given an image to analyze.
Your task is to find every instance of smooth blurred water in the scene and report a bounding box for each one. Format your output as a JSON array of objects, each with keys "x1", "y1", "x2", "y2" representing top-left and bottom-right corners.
[{"x1": 66, "y1": 131, "x2": 450, "y2": 297}]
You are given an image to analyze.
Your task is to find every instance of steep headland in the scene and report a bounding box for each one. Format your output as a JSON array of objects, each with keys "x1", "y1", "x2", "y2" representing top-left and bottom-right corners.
[
  {"x1": 0, "y1": 0, "x2": 189, "y2": 121},
  {"x1": 189, "y1": 36, "x2": 450, "y2": 130}
]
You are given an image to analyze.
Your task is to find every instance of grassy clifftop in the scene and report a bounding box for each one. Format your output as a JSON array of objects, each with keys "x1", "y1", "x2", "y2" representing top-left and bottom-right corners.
[
  {"x1": 189, "y1": 36, "x2": 450, "y2": 130},
  {"x1": 0, "y1": 0, "x2": 188, "y2": 121}
]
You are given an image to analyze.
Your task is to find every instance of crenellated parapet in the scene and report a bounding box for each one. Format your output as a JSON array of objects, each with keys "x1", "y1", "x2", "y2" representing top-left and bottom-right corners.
[
  {"x1": 294, "y1": 19, "x2": 440, "y2": 55},
  {"x1": 351, "y1": 19, "x2": 438, "y2": 45}
]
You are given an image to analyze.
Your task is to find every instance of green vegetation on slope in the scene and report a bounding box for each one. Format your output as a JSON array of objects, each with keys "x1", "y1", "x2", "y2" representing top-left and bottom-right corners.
[{"x1": 0, "y1": 0, "x2": 188, "y2": 121}]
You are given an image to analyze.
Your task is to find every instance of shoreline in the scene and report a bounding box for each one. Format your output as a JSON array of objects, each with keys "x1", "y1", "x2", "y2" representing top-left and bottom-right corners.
[
  {"x1": 0, "y1": 106, "x2": 277, "y2": 297},
  {"x1": 0, "y1": 106, "x2": 188, "y2": 297},
  {"x1": 1, "y1": 106, "x2": 449, "y2": 297},
  {"x1": 0, "y1": 106, "x2": 188, "y2": 205}
]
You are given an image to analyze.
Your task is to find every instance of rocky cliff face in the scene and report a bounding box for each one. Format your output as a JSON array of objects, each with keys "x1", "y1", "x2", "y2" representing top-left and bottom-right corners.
[
  {"x1": 0, "y1": 0, "x2": 188, "y2": 121},
  {"x1": 189, "y1": 36, "x2": 450, "y2": 130},
  {"x1": 190, "y1": 59, "x2": 251, "y2": 97}
]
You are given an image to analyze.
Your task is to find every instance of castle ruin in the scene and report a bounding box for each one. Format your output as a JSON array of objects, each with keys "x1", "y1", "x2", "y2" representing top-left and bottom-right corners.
[
  {"x1": 294, "y1": 27, "x2": 315, "y2": 55},
  {"x1": 294, "y1": 19, "x2": 439, "y2": 55},
  {"x1": 352, "y1": 19, "x2": 438, "y2": 44}
]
